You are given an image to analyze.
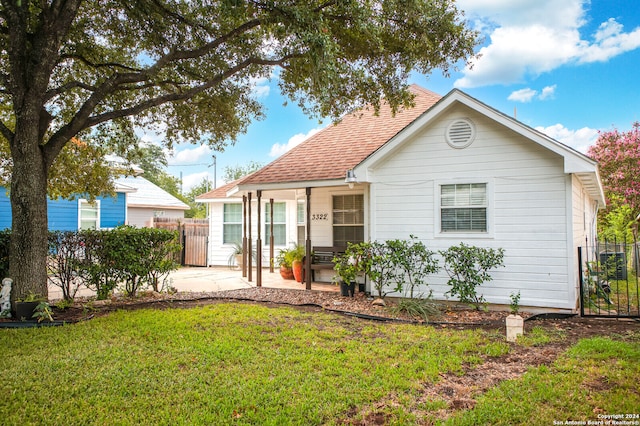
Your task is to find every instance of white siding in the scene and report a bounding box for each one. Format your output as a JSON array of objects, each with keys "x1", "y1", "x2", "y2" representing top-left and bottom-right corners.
[
  {"x1": 127, "y1": 207, "x2": 184, "y2": 228},
  {"x1": 368, "y1": 106, "x2": 576, "y2": 309}
]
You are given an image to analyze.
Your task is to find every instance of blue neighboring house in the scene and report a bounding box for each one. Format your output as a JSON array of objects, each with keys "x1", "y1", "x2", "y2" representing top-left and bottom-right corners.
[{"x1": 0, "y1": 185, "x2": 133, "y2": 231}]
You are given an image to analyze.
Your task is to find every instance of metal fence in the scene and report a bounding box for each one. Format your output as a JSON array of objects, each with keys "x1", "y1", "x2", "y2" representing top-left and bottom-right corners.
[{"x1": 578, "y1": 237, "x2": 640, "y2": 318}]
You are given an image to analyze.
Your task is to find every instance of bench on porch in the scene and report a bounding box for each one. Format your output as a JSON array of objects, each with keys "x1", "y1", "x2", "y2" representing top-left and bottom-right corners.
[{"x1": 309, "y1": 246, "x2": 345, "y2": 282}]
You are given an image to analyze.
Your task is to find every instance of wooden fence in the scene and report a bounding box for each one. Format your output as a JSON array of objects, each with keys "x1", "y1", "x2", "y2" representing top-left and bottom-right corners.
[{"x1": 153, "y1": 217, "x2": 209, "y2": 266}]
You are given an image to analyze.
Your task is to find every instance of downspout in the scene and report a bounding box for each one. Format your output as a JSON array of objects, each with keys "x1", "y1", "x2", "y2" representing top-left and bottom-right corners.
[
  {"x1": 305, "y1": 187, "x2": 312, "y2": 290},
  {"x1": 257, "y1": 190, "x2": 262, "y2": 287}
]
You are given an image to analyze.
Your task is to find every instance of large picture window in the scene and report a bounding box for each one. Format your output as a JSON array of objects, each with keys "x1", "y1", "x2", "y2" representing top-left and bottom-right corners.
[
  {"x1": 223, "y1": 203, "x2": 242, "y2": 244},
  {"x1": 440, "y1": 183, "x2": 487, "y2": 232},
  {"x1": 265, "y1": 202, "x2": 286, "y2": 246},
  {"x1": 78, "y1": 199, "x2": 100, "y2": 230},
  {"x1": 333, "y1": 194, "x2": 364, "y2": 247}
]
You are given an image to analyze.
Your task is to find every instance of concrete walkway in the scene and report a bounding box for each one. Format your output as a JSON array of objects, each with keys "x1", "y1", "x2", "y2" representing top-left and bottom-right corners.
[{"x1": 48, "y1": 266, "x2": 338, "y2": 300}]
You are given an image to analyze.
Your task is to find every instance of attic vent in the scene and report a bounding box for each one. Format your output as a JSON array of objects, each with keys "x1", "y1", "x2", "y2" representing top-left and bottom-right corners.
[{"x1": 446, "y1": 119, "x2": 475, "y2": 149}]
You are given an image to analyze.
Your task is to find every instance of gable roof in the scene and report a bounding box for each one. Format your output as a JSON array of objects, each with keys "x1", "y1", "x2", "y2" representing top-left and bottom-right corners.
[
  {"x1": 196, "y1": 179, "x2": 241, "y2": 201},
  {"x1": 115, "y1": 176, "x2": 190, "y2": 210},
  {"x1": 356, "y1": 89, "x2": 605, "y2": 206},
  {"x1": 238, "y1": 85, "x2": 441, "y2": 188}
]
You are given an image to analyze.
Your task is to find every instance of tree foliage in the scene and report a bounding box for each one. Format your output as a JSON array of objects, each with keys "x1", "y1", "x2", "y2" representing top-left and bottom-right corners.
[
  {"x1": 0, "y1": 0, "x2": 478, "y2": 299},
  {"x1": 587, "y1": 122, "x2": 640, "y2": 235},
  {"x1": 222, "y1": 161, "x2": 264, "y2": 182}
]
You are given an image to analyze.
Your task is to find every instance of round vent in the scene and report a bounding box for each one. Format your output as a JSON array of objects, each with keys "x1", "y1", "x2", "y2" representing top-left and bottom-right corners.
[{"x1": 445, "y1": 119, "x2": 475, "y2": 149}]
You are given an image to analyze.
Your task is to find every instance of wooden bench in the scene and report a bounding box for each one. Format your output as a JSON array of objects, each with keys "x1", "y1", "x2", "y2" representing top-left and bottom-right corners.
[{"x1": 309, "y1": 246, "x2": 345, "y2": 282}]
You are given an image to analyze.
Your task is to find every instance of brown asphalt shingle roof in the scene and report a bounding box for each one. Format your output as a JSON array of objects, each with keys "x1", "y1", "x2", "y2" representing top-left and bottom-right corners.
[{"x1": 240, "y1": 85, "x2": 441, "y2": 186}]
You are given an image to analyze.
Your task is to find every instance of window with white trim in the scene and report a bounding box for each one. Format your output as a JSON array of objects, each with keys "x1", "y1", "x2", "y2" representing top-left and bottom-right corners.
[
  {"x1": 297, "y1": 201, "x2": 306, "y2": 248},
  {"x1": 223, "y1": 203, "x2": 242, "y2": 244},
  {"x1": 440, "y1": 183, "x2": 487, "y2": 232},
  {"x1": 333, "y1": 194, "x2": 364, "y2": 246},
  {"x1": 79, "y1": 199, "x2": 100, "y2": 230},
  {"x1": 265, "y1": 202, "x2": 286, "y2": 246}
]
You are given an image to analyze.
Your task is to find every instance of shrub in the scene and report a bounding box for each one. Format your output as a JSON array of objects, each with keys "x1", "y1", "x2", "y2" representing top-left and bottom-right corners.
[
  {"x1": 439, "y1": 243, "x2": 505, "y2": 310},
  {"x1": 47, "y1": 231, "x2": 86, "y2": 301},
  {"x1": 79, "y1": 229, "x2": 119, "y2": 300},
  {"x1": 388, "y1": 235, "x2": 439, "y2": 299}
]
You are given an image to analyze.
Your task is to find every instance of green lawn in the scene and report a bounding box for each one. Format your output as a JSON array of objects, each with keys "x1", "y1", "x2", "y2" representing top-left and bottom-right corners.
[{"x1": 1, "y1": 304, "x2": 638, "y2": 425}]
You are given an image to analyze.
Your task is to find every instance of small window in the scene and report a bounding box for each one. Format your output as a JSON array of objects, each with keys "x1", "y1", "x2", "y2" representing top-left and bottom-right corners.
[
  {"x1": 79, "y1": 199, "x2": 100, "y2": 230},
  {"x1": 223, "y1": 203, "x2": 242, "y2": 244},
  {"x1": 265, "y1": 202, "x2": 286, "y2": 246},
  {"x1": 440, "y1": 183, "x2": 487, "y2": 232}
]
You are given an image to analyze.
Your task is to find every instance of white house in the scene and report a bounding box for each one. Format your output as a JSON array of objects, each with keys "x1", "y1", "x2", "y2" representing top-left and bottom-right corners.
[
  {"x1": 197, "y1": 85, "x2": 605, "y2": 312},
  {"x1": 115, "y1": 175, "x2": 190, "y2": 227}
]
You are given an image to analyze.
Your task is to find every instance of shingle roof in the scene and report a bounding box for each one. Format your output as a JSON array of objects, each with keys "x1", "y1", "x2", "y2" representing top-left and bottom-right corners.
[
  {"x1": 240, "y1": 85, "x2": 441, "y2": 185},
  {"x1": 196, "y1": 179, "x2": 240, "y2": 201},
  {"x1": 115, "y1": 176, "x2": 190, "y2": 210}
]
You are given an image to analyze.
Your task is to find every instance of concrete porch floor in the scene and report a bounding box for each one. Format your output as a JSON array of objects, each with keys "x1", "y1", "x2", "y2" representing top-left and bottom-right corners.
[{"x1": 48, "y1": 266, "x2": 339, "y2": 300}]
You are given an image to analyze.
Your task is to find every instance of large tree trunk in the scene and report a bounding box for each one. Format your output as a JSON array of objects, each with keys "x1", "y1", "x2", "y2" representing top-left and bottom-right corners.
[{"x1": 9, "y1": 122, "x2": 50, "y2": 303}]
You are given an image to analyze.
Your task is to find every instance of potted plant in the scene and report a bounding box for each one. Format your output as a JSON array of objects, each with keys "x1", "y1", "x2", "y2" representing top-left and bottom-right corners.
[
  {"x1": 227, "y1": 242, "x2": 244, "y2": 270},
  {"x1": 506, "y1": 291, "x2": 524, "y2": 342},
  {"x1": 276, "y1": 248, "x2": 295, "y2": 280},
  {"x1": 289, "y1": 244, "x2": 306, "y2": 283},
  {"x1": 333, "y1": 252, "x2": 358, "y2": 297},
  {"x1": 14, "y1": 292, "x2": 46, "y2": 321}
]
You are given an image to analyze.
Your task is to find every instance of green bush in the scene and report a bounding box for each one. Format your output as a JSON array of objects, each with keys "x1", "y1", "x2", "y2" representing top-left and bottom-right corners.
[
  {"x1": 79, "y1": 229, "x2": 119, "y2": 300},
  {"x1": 47, "y1": 231, "x2": 86, "y2": 300},
  {"x1": 440, "y1": 243, "x2": 505, "y2": 310}
]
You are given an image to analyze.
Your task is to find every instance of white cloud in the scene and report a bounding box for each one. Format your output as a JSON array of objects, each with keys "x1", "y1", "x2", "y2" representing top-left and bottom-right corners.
[
  {"x1": 539, "y1": 85, "x2": 556, "y2": 100},
  {"x1": 169, "y1": 144, "x2": 212, "y2": 165},
  {"x1": 508, "y1": 84, "x2": 557, "y2": 103},
  {"x1": 453, "y1": 0, "x2": 640, "y2": 88},
  {"x1": 268, "y1": 127, "x2": 323, "y2": 157},
  {"x1": 181, "y1": 171, "x2": 212, "y2": 194},
  {"x1": 535, "y1": 123, "x2": 599, "y2": 154},
  {"x1": 250, "y1": 76, "x2": 271, "y2": 98},
  {"x1": 508, "y1": 88, "x2": 537, "y2": 102}
]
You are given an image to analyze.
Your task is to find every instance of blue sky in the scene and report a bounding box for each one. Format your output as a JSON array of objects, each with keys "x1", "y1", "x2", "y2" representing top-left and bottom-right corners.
[{"x1": 142, "y1": 0, "x2": 640, "y2": 193}]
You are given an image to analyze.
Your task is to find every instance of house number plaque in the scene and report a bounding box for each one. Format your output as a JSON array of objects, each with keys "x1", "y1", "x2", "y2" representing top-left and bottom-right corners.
[{"x1": 311, "y1": 213, "x2": 329, "y2": 221}]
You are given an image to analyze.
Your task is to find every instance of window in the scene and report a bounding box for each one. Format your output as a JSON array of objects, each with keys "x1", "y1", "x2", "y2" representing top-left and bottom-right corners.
[
  {"x1": 333, "y1": 194, "x2": 364, "y2": 247},
  {"x1": 265, "y1": 202, "x2": 286, "y2": 246},
  {"x1": 223, "y1": 203, "x2": 242, "y2": 244},
  {"x1": 440, "y1": 183, "x2": 487, "y2": 232},
  {"x1": 297, "y1": 201, "x2": 306, "y2": 248},
  {"x1": 79, "y1": 199, "x2": 100, "y2": 230}
]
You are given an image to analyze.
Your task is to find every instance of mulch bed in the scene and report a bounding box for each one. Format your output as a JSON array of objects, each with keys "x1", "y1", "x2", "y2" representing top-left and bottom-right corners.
[{"x1": 5, "y1": 287, "x2": 634, "y2": 343}]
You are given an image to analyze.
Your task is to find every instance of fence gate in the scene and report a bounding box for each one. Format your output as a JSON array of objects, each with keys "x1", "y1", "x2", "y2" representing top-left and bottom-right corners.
[
  {"x1": 578, "y1": 239, "x2": 640, "y2": 318},
  {"x1": 153, "y1": 217, "x2": 209, "y2": 267}
]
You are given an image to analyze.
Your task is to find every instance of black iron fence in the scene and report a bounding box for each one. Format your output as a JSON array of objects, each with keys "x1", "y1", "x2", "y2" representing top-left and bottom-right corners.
[{"x1": 578, "y1": 237, "x2": 640, "y2": 318}]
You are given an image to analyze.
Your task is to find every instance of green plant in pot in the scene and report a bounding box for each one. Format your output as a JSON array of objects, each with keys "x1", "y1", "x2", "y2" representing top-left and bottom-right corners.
[
  {"x1": 289, "y1": 244, "x2": 306, "y2": 283},
  {"x1": 14, "y1": 292, "x2": 47, "y2": 321},
  {"x1": 276, "y1": 248, "x2": 295, "y2": 280},
  {"x1": 333, "y1": 252, "x2": 358, "y2": 297}
]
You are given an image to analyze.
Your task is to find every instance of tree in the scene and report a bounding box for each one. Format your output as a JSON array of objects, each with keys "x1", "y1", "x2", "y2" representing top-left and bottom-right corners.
[
  {"x1": 184, "y1": 177, "x2": 213, "y2": 218},
  {"x1": 222, "y1": 161, "x2": 264, "y2": 182},
  {"x1": 587, "y1": 122, "x2": 640, "y2": 237},
  {"x1": 0, "y1": 0, "x2": 477, "y2": 301}
]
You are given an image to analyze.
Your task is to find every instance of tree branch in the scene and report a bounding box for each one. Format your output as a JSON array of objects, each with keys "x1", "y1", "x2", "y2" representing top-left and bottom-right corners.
[
  {"x1": 44, "y1": 81, "x2": 97, "y2": 102},
  {"x1": 59, "y1": 53, "x2": 143, "y2": 72},
  {"x1": 0, "y1": 119, "x2": 14, "y2": 143}
]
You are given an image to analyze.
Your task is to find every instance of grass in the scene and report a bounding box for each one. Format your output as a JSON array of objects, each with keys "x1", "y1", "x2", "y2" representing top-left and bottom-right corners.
[
  {"x1": 447, "y1": 334, "x2": 640, "y2": 425},
  {"x1": 1, "y1": 304, "x2": 638, "y2": 425}
]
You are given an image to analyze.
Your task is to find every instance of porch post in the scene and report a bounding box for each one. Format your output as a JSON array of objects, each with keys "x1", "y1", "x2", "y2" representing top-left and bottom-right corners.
[
  {"x1": 256, "y1": 190, "x2": 262, "y2": 287},
  {"x1": 269, "y1": 198, "x2": 274, "y2": 273},
  {"x1": 305, "y1": 187, "x2": 312, "y2": 290},
  {"x1": 247, "y1": 192, "x2": 252, "y2": 282},
  {"x1": 242, "y1": 195, "x2": 247, "y2": 278}
]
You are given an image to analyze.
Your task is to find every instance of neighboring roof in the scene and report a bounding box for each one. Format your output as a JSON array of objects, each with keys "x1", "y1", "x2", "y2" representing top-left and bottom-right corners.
[
  {"x1": 239, "y1": 85, "x2": 442, "y2": 187},
  {"x1": 114, "y1": 175, "x2": 190, "y2": 210},
  {"x1": 196, "y1": 179, "x2": 241, "y2": 201}
]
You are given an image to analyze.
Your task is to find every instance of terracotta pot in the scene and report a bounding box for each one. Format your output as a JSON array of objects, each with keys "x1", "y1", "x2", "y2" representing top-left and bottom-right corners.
[
  {"x1": 279, "y1": 265, "x2": 294, "y2": 280},
  {"x1": 292, "y1": 260, "x2": 304, "y2": 283}
]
